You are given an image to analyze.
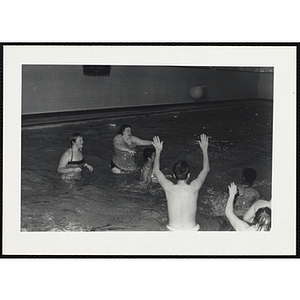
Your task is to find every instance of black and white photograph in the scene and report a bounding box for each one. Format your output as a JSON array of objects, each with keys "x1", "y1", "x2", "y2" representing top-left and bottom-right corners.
[
  {"x1": 3, "y1": 45, "x2": 296, "y2": 256},
  {"x1": 21, "y1": 64, "x2": 273, "y2": 233}
]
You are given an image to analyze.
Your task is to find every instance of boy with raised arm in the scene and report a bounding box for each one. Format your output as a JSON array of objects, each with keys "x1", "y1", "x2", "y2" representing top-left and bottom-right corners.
[
  {"x1": 152, "y1": 134, "x2": 210, "y2": 231},
  {"x1": 225, "y1": 182, "x2": 271, "y2": 231}
]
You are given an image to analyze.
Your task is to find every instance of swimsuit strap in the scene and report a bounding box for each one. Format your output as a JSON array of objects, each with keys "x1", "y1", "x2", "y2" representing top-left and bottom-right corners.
[
  {"x1": 68, "y1": 159, "x2": 85, "y2": 165},
  {"x1": 70, "y1": 149, "x2": 73, "y2": 162}
]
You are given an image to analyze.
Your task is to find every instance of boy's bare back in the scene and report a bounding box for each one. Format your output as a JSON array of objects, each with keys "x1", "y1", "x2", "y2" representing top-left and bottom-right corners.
[
  {"x1": 164, "y1": 181, "x2": 200, "y2": 229},
  {"x1": 152, "y1": 134, "x2": 210, "y2": 230}
]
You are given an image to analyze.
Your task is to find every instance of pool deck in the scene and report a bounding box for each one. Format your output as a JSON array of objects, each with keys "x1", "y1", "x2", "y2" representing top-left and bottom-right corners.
[{"x1": 22, "y1": 99, "x2": 272, "y2": 128}]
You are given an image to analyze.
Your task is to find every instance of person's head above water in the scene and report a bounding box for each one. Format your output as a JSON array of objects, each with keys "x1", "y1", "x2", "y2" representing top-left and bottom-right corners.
[
  {"x1": 242, "y1": 168, "x2": 257, "y2": 186},
  {"x1": 143, "y1": 147, "x2": 155, "y2": 162},
  {"x1": 70, "y1": 133, "x2": 83, "y2": 146},
  {"x1": 118, "y1": 124, "x2": 132, "y2": 135},
  {"x1": 253, "y1": 206, "x2": 271, "y2": 231},
  {"x1": 173, "y1": 160, "x2": 191, "y2": 181}
]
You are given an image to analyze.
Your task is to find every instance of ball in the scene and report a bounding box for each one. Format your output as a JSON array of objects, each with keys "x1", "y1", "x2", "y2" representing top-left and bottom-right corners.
[{"x1": 189, "y1": 85, "x2": 204, "y2": 100}]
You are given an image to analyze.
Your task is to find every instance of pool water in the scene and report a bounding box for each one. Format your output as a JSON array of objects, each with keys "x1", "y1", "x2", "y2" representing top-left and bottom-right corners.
[{"x1": 21, "y1": 102, "x2": 273, "y2": 231}]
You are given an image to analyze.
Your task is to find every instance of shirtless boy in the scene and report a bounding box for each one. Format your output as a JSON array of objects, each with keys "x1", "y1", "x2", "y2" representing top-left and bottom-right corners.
[
  {"x1": 243, "y1": 198, "x2": 272, "y2": 224},
  {"x1": 152, "y1": 134, "x2": 210, "y2": 231},
  {"x1": 140, "y1": 147, "x2": 156, "y2": 183},
  {"x1": 234, "y1": 168, "x2": 262, "y2": 207},
  {"x1": 225, "y1": 182, "x2": 271, "y2": 231}
]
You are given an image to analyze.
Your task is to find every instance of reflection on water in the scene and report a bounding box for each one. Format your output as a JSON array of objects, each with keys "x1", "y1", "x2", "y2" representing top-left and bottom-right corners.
[{"x1": 21, "y1": 103, "x2": 273, "y2": 231}]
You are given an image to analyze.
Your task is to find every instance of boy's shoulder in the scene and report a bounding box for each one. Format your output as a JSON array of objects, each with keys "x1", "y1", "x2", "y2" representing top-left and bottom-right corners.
[{"x1": 172, "y1": 181, "x2": 194, "y2": 191}]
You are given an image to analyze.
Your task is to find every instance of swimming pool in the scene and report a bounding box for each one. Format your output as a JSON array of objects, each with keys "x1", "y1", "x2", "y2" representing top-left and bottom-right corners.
[{"x1": 21, "y1": 101, "x2": 273, "y2": 231}]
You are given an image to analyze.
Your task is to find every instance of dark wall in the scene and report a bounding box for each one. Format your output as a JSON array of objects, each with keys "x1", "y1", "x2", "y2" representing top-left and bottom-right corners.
[
  {"x1": 22, "y1": 65, "x2": 271, "y2": 115},
  {"x1": 257, "y1": 72, "x2": 273, "y2": 100}
]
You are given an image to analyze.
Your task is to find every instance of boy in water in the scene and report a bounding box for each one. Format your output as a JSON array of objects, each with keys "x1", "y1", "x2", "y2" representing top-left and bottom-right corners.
[
  {"x1": 140, "y1": 147, "x2": 156, "y2": 183},
  {"x1": 225, "y1": 182, "x2": 271, "y2": 231},
  {"x1": 234, "y1": 168, "x2": 262, "y2": 208},
  {"x1": 152, "y1": 134, "x2": 210, "y2": 231},
  {"x1": 243, "y1": 198, "x2": 271, "y2": 224}
]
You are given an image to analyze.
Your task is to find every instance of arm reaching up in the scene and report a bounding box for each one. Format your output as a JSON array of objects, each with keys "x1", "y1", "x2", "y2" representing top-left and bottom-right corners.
[
  {"x1": 152, "y1": 136, "x2": 172, "y2": 189},
  {"x1": 225, "y1": 182, "x2": 250, "y2": 231},
  {"x1": 191, "y1": 134, "x2": 210, "y2": 189},
  {"x1": 152, "y1": 136, "x2": 163, "y2": 176}
]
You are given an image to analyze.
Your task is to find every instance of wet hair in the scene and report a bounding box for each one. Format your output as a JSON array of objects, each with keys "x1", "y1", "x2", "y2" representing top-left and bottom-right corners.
[
  {"x1": 70, "y1": 133, "x2": 82, "y2": 145},
  {"x1": 118, "y1": 124, "x2": 131, "y2": 135},
  {"x1": 143, "y1": 148, "x2": 155, "y2": 161},
  {"x1": 173, "y1": 160, "x2": 190, "y2": 181},
  {"x1": 242, "y1": 168, "x2": 257, "y2": 186},
  {"x1": 253, "y1": 207, "x2": 271, "y2": 231},
  {"x1": 143, "y1": 147, "x2": 155, "y2": 161}
]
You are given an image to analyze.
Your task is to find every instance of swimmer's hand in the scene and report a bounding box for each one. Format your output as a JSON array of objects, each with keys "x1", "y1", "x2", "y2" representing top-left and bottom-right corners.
[
  {"x1": 152, "y1": 136, "x2": 163, "y2": 152},
  {"x1": 85, "y1": 163, "x2": 93, "y2": 172},
  {"x1": 74, "y1": 167, "x2": 82, "y2": 173},
  {"x1": 198, "y1": 134, "x2": 209, "y2": 151},
  {"x1": 128, "y1": 149, "x2": 136, "y2": 156},
  {"x1": 228, "y1": 182, "x2": 238, "y2": 197}
]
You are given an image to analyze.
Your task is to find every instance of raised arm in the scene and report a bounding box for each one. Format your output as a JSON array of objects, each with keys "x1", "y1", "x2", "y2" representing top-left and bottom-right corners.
[
  {"x1": 191, "y1": 134, "x2": 210, "y2": 189},
  {"x1": 225, "y1": 182, "x2": 250, "y2": 231},
  {"x1": 152, "y1": 136, "x2": 173, "y2": 189}
]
